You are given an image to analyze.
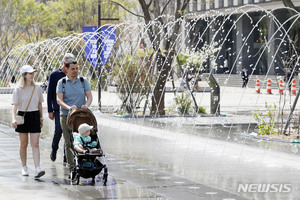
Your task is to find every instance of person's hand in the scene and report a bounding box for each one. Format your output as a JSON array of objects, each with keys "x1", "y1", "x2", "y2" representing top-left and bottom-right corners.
[
  {"x1": 48, "y1": 112, "x2": 54, "y2": 120},
  {"x1": 81, "y1": 105, "x2": 88, "y2": 109},
  {"x1": 40, "y1": 119, "x2": 43, "y2": 128},
  {"x1": 83, "y1": 149, "x2": 89, "y2": 154},
  {"x1": 12, "y1": 120, "x2": 17, "y2": 129},
  {"x1": 69, "y1": 105, "x2": 77, "y2": 111}
]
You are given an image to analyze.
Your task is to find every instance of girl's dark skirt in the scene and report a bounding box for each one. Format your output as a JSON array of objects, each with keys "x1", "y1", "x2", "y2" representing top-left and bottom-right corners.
[{"x1": 16, "y1": 110, "x2": 41, "y2": 133}]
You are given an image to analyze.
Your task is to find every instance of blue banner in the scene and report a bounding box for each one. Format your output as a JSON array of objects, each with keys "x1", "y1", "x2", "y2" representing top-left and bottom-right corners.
[
  {"x1": 82, "y1": 26, "x2": 98, "y2": 66},
  {"x1": 82, "y1": 26, "x2": 116, "y2": 67},
  {"x1": 100, "y1": 26, "x2": 116, "y2": 66}
]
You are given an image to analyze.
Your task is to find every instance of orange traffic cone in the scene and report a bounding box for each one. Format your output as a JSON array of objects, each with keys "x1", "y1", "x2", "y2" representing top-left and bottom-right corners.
[
  {"x1": 279, "y1": 78, "x2": 284, "y2": 94},
  {"x1": 291, "y1": 78, "x2": 296, "y2": 95},
  {"x1": 255, "y1": 78, "x2": 260, "y2": 93},
  {"x1": 266, "y1": 78, "x2": 272, "y2": 94}
]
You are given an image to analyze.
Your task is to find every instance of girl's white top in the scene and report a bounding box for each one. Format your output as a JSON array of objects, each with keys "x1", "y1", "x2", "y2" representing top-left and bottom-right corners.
[{"x1": 12, "y1": 85, "x2": 44, "y2": 111}]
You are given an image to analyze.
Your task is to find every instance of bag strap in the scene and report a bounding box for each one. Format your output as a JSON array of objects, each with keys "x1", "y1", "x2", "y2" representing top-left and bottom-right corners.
[
  {"x1": 62, "y1": 76, "x2": 84, "y2": 93},
  {"x1": 80, "y1": 136, "x2": 93, "y2": 148},
  {"x1": 24, "y1": 85, "x2": 36, "y2": 117}
]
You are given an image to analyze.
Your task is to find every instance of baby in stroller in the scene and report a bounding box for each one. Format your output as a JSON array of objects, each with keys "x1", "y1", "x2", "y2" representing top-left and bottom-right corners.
[
  {"x1": 73, "y1": 123, "x2": 102, "y2": 154},
  {"x1": 67, "y1": 108, "x2": 108, "y2": 185}
]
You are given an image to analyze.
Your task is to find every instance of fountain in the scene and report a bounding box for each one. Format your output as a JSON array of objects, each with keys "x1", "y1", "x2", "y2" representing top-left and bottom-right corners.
[{"x1": 1, "y1": 4, "x2": 300, "y2": 199}]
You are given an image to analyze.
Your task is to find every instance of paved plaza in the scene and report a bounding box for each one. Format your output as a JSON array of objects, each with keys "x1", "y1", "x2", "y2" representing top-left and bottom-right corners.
[{"x1": 0, "y1": 86, "x2": 300, "y2": 199}]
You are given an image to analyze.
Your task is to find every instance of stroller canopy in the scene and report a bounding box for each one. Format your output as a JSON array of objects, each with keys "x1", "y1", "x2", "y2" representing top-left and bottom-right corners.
[{"x1": 67, "y1": 108, "x2": 97, "y2": 134}]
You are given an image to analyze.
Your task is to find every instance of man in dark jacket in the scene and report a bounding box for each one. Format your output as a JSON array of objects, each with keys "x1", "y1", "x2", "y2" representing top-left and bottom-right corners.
[
  {"x1": 47, "y1": 55, "x2": 68, "y2": 162},
  {"x1": 241, "y1": 66, "x2": 249, "y2": 88}
]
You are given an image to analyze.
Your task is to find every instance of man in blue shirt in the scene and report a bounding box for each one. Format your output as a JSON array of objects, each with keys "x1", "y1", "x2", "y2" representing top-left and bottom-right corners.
[
  {"x1": 57, "y1": 53, "x2": 93, "y2": 179},
  {"x1": 47, "y1": 55, "x2": 68, "y2": 162}
]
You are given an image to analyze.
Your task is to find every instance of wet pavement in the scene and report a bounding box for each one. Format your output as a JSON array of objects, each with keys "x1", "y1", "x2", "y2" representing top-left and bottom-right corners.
[
  {"x1": 0, "y1": 123, "x2": 247, "y2": 200},
  {"x1": 1, "y1": 87, "x2": 300, "y2": 199}
]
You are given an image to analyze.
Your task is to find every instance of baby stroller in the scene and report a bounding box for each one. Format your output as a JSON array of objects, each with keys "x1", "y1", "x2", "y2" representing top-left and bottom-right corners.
[{"x1": 67, "y1": 108, "x2": 108, "y2": 185}]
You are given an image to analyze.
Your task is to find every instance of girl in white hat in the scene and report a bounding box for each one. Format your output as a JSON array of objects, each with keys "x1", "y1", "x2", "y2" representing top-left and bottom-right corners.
[{"x1": 11, "y1": 65, "x2": 45, "y2": 179}]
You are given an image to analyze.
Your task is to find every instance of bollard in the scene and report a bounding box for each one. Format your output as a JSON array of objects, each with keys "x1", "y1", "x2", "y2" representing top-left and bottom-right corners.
[
  {"x1": 291, "y1": 79, "x2": 296, "y2": 95},
  {"x1": 255, "y1": 78, "x2": 260, "y2": 93},
  {"x1": 279, "y1": 79, "x2": 284, "y2": 94},
  {"x1": 267, "y1": 78, "x2": 272, "y2": 94}
]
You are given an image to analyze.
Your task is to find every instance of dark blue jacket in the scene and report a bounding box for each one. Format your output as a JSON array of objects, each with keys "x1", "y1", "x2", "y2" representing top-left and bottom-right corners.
[{"x1": 47, "y1": 68, "x2": 66, "y2": 113}]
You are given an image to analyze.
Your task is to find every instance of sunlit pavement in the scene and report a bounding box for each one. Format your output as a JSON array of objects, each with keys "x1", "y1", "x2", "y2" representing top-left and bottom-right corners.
[
  {"x1": 0, "y1": 124, "x2": 247, "y2": 200},
  {"x1": 0, "y1": 88, "x2": 300, "y2": 199}
]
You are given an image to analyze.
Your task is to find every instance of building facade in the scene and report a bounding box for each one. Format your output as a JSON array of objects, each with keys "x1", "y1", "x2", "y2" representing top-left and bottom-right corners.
[{"x1": 186, "y1": 0, "x2": 300, "y2": 75}]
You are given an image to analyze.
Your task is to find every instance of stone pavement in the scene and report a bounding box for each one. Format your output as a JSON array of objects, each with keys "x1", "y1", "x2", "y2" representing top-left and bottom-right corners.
[
  {"x1": 1, "y1": 84, "x2": 299, "y2": 114},
  {"x1": 100, "y1": 86, "x2": 300, "y2": 116}
]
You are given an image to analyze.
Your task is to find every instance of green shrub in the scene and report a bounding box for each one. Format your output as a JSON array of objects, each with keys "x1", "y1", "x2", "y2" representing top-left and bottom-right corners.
[
  {"x1": 253, "y1": 102, "x2": 280, "y2": 135},
  {"x1": 195, "y1": 106, "x2": 206, "y2": 114},
  {"x1": 174, "y1": 92, "x2": 192, "y2": 114}
]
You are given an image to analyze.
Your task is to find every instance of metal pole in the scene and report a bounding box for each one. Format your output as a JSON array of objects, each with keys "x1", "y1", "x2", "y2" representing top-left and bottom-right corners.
[
  {"x1": 97, "y1": 0, "x2": 101, "y2": 110},
  {"x1": 282, "y1": 87, "x2": 300, "y2": 135}
]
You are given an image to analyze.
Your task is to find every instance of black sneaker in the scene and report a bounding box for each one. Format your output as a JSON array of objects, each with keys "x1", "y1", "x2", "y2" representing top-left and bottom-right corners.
[{"x1": 50, "y1": 150, "x2": 57, "y2": 162}]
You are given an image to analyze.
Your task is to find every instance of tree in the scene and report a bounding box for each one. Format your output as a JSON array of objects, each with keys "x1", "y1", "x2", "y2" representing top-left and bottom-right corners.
[
  {"x1": 137, "y1": 0, "x2": 190, "y2": 115},
  {"x1": 112, "y1": 54, "x2": 152, "y2": 114},
  {"x1": 0, "y1": 0, "x2": 55, "y2": 64},
  {"x1": 281, "y1": 0, "x2": 300, "y2": 54},
  {"x1": 103, "y1": 0, "x2": 190, "y2": 115},
  {"x1": 0, "y1": 0, "x2": 24, "y2": 63}
]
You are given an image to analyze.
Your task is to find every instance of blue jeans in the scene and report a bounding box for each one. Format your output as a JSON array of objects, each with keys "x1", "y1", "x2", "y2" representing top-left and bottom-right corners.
[{"x1": 51, "y1": 110, "x2": 63, "y2": 151}]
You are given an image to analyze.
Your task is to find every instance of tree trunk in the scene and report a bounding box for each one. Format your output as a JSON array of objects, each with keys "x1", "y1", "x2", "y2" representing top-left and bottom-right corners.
[
  {"x1": 151, "y1": 51, "x2": 174, "y2": 115},
  {"x1": 138, "y1": 0, "x2": 191, "y2": 115}
]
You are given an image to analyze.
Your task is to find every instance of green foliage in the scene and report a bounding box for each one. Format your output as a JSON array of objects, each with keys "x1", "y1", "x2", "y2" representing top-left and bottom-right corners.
[
  {"x1": 135, "y1": 48, "x2": 153, "y2": 58},
  {"x1": 111, "y1": 54, "x2": 153, "y2": 113},
  {"x1": 253, "y1": 102, "x2": 280, "y2": 135},
  {"x1": 0, "y1": 0, "x2": 137, "y2": 60},
  {"x1": 17, "y1": 0, "x2": 53, "y2": 42},
  {"x1": 89, "y1": 78, "x2": 98, "y2": 91},
  {"x1": 177, "y1": 53, "x2": 190, "y2": 67},
  {"x1": 174, "y1": 92, "x2": 193, "y2": 115},
  {"x1": 195, "y1": 106, "x2": 206, "y2": 114}
]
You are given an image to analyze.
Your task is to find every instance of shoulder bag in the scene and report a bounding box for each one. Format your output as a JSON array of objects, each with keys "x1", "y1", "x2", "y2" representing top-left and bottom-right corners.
[{"x1": 16, "y1": 85, "x2": 36, "y2": 125}]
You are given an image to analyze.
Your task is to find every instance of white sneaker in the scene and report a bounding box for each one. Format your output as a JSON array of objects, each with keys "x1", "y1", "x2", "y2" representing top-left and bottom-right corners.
[
  {"x1": 34, "y1": 166, "x2": 45, "y2": 179},
  {"x1": 21, "y1": 166, "x2": 29, "y2": 176}
]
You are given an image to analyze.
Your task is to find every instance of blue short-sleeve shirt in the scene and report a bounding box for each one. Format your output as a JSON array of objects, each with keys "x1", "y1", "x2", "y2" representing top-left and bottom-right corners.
[{"x1": 57, "y1": 76, "x2": 91, "y2": 115}]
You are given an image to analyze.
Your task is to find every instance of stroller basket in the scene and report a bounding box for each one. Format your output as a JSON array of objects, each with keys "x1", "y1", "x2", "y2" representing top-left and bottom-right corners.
[{"x1": 77, "y1": 154, "x2": 104, "y2": 179}]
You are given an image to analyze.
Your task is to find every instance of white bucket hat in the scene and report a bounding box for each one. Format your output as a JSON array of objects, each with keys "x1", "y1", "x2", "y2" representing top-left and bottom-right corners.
[
  {"x1": 78, "y1": 123, "x2": 93, "y2": 135},
  {"x1": 20, "y1": 65, "x2": 36, "y2": 75}
]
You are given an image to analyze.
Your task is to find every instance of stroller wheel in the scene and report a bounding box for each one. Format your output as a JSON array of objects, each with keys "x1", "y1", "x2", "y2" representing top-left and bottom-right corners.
[{"x1": 76, "y1": 174, "x2": 80, "y2": 185}]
